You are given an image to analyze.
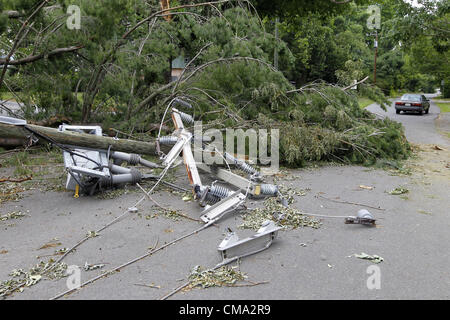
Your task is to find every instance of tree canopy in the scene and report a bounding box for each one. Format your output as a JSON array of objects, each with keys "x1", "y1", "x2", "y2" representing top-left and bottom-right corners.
[{"x1": 0, "y1": 0, "x2": 448, "y2": 166}]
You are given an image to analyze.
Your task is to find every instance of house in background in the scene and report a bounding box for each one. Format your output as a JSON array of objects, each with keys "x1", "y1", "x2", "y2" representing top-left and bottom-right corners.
[{"x1": 171, "y1": 56, "x2": 189, "y2": 82}]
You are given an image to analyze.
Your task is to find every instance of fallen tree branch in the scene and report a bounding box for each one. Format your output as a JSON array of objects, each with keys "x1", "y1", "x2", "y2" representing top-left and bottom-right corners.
[
  {"x1": 81, "y1": 0, "x2": 241, "y2": 122},
  {"x1": 172, "y1": 42, "x2": 213, "y2": 94},
  {"x1": 316, "y1": 194, "x2": 386, "y2": 211},
  {"x1": 181, "y1": 56, "x2": 278, "y2": 85},
  {"x1": 0, "y1": 176, "x2": 32, "y2": 183},
  {"x1": 122, "y1": 0, "x2": 233, "y2": 40},
  {"x1": 330, "y1": 0, "x2": 353, "y2": 4},
  {"x1": 225, "y1": 280, "x2": 269, "y2": 287},
  {"x1": 0, "y1": 45, "x2": 84, "y2": 66},
  {"x1": 135, "y1": 55, "x2": 276, "y2": 115},
  {"x1": 342, "y1": 76, "x2": 369, "y2": 91},
  {"x1": 0, "y1": 0, "x2": 51, "y2": 90}
]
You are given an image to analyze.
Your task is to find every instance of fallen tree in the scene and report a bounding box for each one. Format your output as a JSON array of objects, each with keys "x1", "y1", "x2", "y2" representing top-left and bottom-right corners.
[{"x1": 0, "y1": 4, "x2": 411, "y2": 167}]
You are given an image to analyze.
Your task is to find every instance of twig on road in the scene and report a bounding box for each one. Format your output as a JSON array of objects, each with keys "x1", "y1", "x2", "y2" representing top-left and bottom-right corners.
[{"x1": 316, "y1": 194, "x2": 386, "y2": 211}]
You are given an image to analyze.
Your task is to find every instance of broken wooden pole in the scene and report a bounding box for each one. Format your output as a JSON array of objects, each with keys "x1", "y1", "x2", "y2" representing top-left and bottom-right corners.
[
  {"x1": 0, "y1": 137, "x2": 25, "y2": 147},
  {"x1": 0, "y1": 122, "x2": 158, "y2": 155}
]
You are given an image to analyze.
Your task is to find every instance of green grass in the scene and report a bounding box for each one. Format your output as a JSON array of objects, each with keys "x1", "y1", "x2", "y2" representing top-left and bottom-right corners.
[
  {"x1": 0, "y1": 92, "x2": 84, "y2": 102},
  {"x1": 0, "y1": 92, "x2": 16, "y2": 101},
  {"x1": 0, "y1": 147, "x2": 63, "y2": 178},
  {"x1": 358, "y1": 97, "x2": 375, "y2": 109},
  {"x1": 436, "y1": 102, "x2": 450, "y2": 113}
]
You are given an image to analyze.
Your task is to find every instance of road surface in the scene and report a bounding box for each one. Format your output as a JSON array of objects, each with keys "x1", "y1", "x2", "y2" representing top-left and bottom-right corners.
[
  {"x1": 0, "y1": 94, "x2": 449, "y2": 301},
  {"x1": 366, "y1": 93, "x2": 449, "y2": 147},
  {"x1": 0, "y1": 100, "x2": 23, "y2": 117}
]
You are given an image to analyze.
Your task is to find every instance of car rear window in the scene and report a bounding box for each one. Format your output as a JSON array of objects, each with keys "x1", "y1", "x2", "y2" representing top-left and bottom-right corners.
[{"x1": 401, "y1": 94, "x2": 421, "y2": 102}]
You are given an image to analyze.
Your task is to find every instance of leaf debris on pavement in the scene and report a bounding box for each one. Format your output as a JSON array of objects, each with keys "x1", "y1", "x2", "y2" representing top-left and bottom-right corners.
[
  {"x1": 184, "y1": 265, "x2": 247, "y2": 291},
  {"x1": 142, "y1": 208, "x2": 196, "y2": 222},
  {"x1": 0, "y1": 210, "x2": 28, "y2": 221},
  {"x1": 417, "y1": 209, "x2": 432, "y2": 215},
  {"x1": 84, "y1": 262, "x2": 105, "y2": 271},
  {"x1": 388, "y1": 187, "x2": 409, "y2": 195},
  {"x1": 278, "y1": 185, "x2": 309, "y2": 204},
  {"x1": 86, "y1": 231, "x2": 99, "y2": 238},
  {"x1": 0, "y1": 182, "x2": 26, "y2": 205},
  {"x1": 240, "y1": 196, "x2": 321, "y2": 230},
  {"x1": 182, "y1": 193, "x2": 193, "y2": 202},
  {"x1": 0, "y1": 259, "x2": 68, "y2": 297},
  {"x1": 350, "y1": 252, "x2": 384, "y2": 264}
]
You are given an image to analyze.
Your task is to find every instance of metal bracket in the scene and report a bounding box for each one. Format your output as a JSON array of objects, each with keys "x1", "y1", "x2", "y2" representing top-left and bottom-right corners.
[
  {"x1": 69, "y1": 166, "x2": 110, "y2": 179},
  {"x1": 25, "y1": 133, "x2": 39, "y2": 147},
  {"x1": 345, "y1": 217, "x2": 376, "y2": 226},
  {"x1": 59, "y1": 125, "x2": 111, "y2": 191},
  {"x1": 200, "y1": 190, "x2": 246, "y2": 224},
  {"x1": 345, "y1": 209, "x2": 376, "y2": 226},
  {"x1": 218, "y1": 220, "x2": 282, "y2": 264},
  {"x1": 161, "y1": 133, "x2": 189, "y2": 166}
]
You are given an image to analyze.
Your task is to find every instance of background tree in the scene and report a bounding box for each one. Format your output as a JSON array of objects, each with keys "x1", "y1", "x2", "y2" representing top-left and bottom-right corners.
[{"x1": 3, "y1": 0, "x2": 439, "y2": 166}]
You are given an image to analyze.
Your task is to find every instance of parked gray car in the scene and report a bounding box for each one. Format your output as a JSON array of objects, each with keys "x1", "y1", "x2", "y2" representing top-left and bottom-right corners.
[{"x1": 395, "y1": 94, "x2": 430, "y2": 115}]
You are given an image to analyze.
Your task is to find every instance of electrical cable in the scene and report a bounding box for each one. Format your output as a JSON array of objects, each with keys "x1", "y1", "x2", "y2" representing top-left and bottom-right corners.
[{"x1": 23, "y1": 125, "x2": 102, "y2": 167}]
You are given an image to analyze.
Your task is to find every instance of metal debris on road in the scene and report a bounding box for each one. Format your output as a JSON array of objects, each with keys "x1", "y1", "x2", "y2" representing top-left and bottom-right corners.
[
  {"x1": 128, "y1": 207, "x2": 138, "y2": 213},
  {"x1": 218, "y1": 220, "x2": 282, "y2": 265},
  {"x1": 345, "y1": 209, "x2": 376, "y2": 226}
]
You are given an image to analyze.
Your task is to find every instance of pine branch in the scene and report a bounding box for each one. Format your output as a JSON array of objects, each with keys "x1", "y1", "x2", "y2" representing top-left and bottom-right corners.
[{"x1": 0, "y1": 46, "x2": 84, "y2": 66}]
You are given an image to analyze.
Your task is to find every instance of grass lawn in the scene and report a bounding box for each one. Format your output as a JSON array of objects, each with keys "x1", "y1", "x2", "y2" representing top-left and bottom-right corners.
[
  {"x1": 436, "y1": 102, "x2": 450, "y2": 113},
  {"x1": 0, "y1": 92, "x2": 16, "y2": 101},
  {"x1": 0, "y1": 92, "x2": 84, "y2": 103},
  {"x1": 358, "y1": 97, "x2": 375, "y2": 109}
]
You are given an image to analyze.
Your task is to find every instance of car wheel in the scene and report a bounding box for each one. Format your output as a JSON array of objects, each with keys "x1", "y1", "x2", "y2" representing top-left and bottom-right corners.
[{"x1": 396, "y1": 110, "x2": 400, "y2": 114}]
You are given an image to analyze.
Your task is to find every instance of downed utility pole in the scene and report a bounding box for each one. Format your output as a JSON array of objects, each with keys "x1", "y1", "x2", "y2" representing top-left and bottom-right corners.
[
  {"x1": 0, "y1": 116, "x2": 158, "y2": 155},
  {"x1": 49, "y1": 99, "x2": 282, "y2": 299}
]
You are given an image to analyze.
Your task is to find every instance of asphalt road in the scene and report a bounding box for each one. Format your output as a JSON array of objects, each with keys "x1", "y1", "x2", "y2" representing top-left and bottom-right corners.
[
  {"x1": 0, "y1": 94, "x2": 449, "y2": 301},
  {"x1": 366, "y1": 93, "x2": 449, "y2": 147},
  {"x1": 0, "y1": 100, "x2": 23, "y2": 117}
]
